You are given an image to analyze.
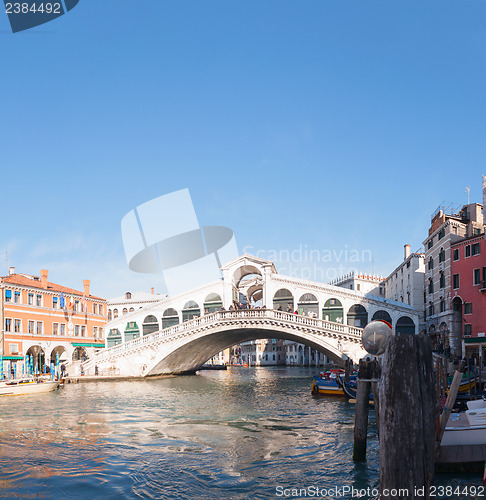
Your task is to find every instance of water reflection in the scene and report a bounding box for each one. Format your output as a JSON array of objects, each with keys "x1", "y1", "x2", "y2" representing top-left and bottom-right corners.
[{"x1": 0, "y1": 367, "x2": 378, "y2": 499}]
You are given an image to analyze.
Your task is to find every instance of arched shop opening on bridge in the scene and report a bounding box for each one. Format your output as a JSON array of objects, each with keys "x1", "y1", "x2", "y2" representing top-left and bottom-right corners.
[
  {"x1": 396, "y1": 316, "x2": 416, "y2": 335},
  {"x1": 162, "y1": 308, "x2": 179, "y2": 329},
  {"x1": 297, "y1": 293, "x2": 318, "y2": 316},
  {"x1": 204, "y1": 294, "x2": 223, "y2": 314},
  {"x1": 322, "y1": 298, "x2": 343, "y2": 323},
  {"x1": 347, "y1": 304, "x2": 368, "y2": 328},
  {"x1": 182, "y1": 301, "x2": 200, "y2": 321},
  {"x1": 273, "y1": 289, "x2": 294, "y2": 311},
  {"x1": 372, "y1": 310, "x2": 392, "y2": 325},
  {"x1": 143, "y1": 315, "x2": 159, "y2": 335}
]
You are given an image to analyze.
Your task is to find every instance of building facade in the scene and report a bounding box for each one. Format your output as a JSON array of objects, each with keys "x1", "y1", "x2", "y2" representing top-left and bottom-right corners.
[
  {"x1": 385, "y1": 244, "x2": 425, "y2": 333},
  {"x1": 329, "y1": 272, "x2": 385, "y2": 297},
  {"x1": 0, "y1": 267, "x2": 107, "y2": 376},
  {"x1": 450, "y1": 235, "x2": 486, "y2": 361},
  {"x1": 423, "y1": 203, "x2": 484, "y2": 355}
]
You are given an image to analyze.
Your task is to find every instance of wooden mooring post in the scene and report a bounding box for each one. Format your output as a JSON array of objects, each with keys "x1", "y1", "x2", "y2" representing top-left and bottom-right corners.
[
  {"x1": 353, "y1": 358, "x2": 380, "y2": 461},
  {"x1": 379, "y1": 334, "x2": 435, "y2": 500}
]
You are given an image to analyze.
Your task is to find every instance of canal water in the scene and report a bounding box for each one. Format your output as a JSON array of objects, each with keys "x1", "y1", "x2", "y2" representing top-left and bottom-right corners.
[{"x1": 0, "y1": 367, "x2": 481, "y2": 499}]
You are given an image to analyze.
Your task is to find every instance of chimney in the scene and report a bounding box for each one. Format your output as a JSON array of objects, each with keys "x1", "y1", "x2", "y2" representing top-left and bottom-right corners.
[
  {"x1": 40, "y1": 269, "x2": 48, "y2": 289},
  {"x1": 151, "y1": 287, "x2": 154, "y2": 294},
  {"x1": 83, "y1": 280, "x2": 90, "y2": 296},
  {"x1": 404, "y1": 244, "x2": 411, "y2": 260},
  {"x1": 9, "y1": 266, "x2": 15, "y2": 276}
]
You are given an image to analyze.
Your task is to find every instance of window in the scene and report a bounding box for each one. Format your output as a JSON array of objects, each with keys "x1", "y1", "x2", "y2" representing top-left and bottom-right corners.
[
  {"x1": 28, "y1": 293, "x2": 34, "y2": 305},
  {"x1": 14, "y1": 319, "x2": 20, "y2": 333},
  {"x1": 74, "y1": 300, "x2": 79, "y2": 312},
  {"x1": 99, "y1": 327, "x2": 103, "y2": 338},
  {"x1": 123, "y1": 308, "x2": 128, "y2": 315},
  {"x1": 453, "y1": 274, "x2": 460, "y2": 289},
  {"x1": 438, "y1": 227, "x2": 445, "y2": 240},
  {"x1": 36, "y1": 294, "x2": 42, "y2": 306},
  {"x1": 5, "y1": 290, "x2": 12, "y2": 302},
  {"x1": 439, "y1": 248, "x2": 445, "y2": 263},
  {"x1": 357, "y1": 284, "x2": 361, "y2": 291},
  {"x1": 81, "y1": 326, "x2": 86, "y2": 337},
  {"x1": 428, "y1": 279, "x2": 434, "y2": 294},
  {"x1": 440, "y1": 273, "x2": 445, "y2": 288},
  {"x1": 36, "y1": 321, "x2": 42, "y2": 334},
  {"x1": 14, "y1": 291, "x2": 20, "y2": 303},
  {"x1": 93, "y1": 326, "x2": 98, "y2": 339},
  {"x1": 465, "y1": 245, "x2": 471, "y2": 258},
  {"x1": 406, "y1": 261, "x2": 410, "y2": 268},
  {"x1": 108, "y1": 310, "x2": 112, "y2": 321},
  {"x1": 428, "y1": 257, "x2": 434, "y2": 271},
  {"x1": 53, "y1": 323, "x2": 58, "y2": 335},
  {"x1": 53, "y1": 296, "x2": 58, "y2": 309},
  {"x1": 60, "y1": 323, "x2": 65, "y2": 335},
  {"x1": 428, "y1": 303, "x2": 434, "y2": 316},
  {"x1": 5, "y1": 318, "x2": 11, "y2": 332},
  {"x1": 9, "y1": 344, "x2": 18, "y2": 354},
  {"x1": 474, "y1": 268, "x2": 481, "y2": 285},
  {"x1": 129, "y1": 307, "x2": 134, "y2": 312},
  {"x1": 93, "y1": 303, "x2": 97, "y2": 314},
  {"x1": 464, "y1": 324, "x2": 472, "y2": 336},
  {"x1": 28, "y1": 321, "x2": 34, "y2": 334},
  {"x1": 75, "y1": 325, "x2": 79, "y2": 336},
  {"x1": 113, "y1": 309, "x2": 118, "y2": 318},
  {"x1": 428, "y1": 238, "x2": 433, "y2": 249},
  {"x1": 472, "y1": 243, "x2": 480, "y2": 256},
  {"x1": 453, "y1": 249, "x2": 459, "y2": 261},
  {"x1": 474, "y1": 228, "x2": 482, "y2": 236},
  {"x1": 464, "y1": 302, "x2": 472, "y2": 314}
]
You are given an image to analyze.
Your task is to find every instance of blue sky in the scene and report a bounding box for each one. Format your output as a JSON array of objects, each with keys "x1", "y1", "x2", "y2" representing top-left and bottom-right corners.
[{"x1": 1, "y1": 0, "x2": 485, "y2": 298}]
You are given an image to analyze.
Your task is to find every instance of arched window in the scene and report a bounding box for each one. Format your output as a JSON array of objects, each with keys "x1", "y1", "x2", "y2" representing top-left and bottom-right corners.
[
  {"x1": 108, "y1": 310, "x2": 112, "y2": 321},
  {"x1": 204, "y1": 293, "x2": 223, "y2": 314},
  {"x1": 113, "y1": 309, "x2": 118, "y2": 318},
  {"x1": 182, "y1": 301, "x2": 200, "y2": 322},
  {"x1": 122, "y1": 308, "x2": 128, "y2": 315},
  {"x1": 162, "y1": 308, "x2": 179, "y2": 329},
  {"x1": 129, "y1": 307, "x2": 134, "y2": 313},
  {"x1": 142, "y1": 315, "x2": 159, "y2": 335},
  {"x1": 347, "y1": 304, "x2": 368, "y2": 328},
  {"x1": 439, "y1": 247, "x2": 445, "y2": 263},
  {"x1": 428, "y1": 257, "x2": 434, "y2": 271},
  {"x1": 322, "y1": 298, "x2": 343, "y2": 323},
  {"x1": 273, "y1": 289, "x2": 294, "y2": 311}
]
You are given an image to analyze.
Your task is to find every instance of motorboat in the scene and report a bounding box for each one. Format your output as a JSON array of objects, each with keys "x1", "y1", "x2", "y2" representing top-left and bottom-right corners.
[
  {"x1": 0, "y1": 378, "x2": 60, "y2": 396},
  {"x1": 442, "y1": 399, "x2": 486, "y2": 446}
]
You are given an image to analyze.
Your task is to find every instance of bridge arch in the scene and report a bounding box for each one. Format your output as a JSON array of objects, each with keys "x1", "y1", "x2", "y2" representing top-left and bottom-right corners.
[
  {"x1": 273, "y1": 288, "x2": 294, "y2": 311},
  {"x1": 347, "y1": 304, "x2": 368, "y2": 328},
  {"x1": 232, "y1": 264, "x2": 263, "y2": 288},
  {"x1": 145, "y1": 326, "x2": 355, "y2": 376}
]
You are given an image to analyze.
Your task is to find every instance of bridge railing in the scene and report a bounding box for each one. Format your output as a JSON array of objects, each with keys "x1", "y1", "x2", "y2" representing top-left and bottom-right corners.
[{"x1": 84, "y1": 308, "x2": 363, "y2": 366}]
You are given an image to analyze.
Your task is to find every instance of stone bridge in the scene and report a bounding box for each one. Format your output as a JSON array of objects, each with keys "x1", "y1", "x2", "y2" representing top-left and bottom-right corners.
[{"x1": 83, "y1": 309, "x2": 366, "y2": 377}]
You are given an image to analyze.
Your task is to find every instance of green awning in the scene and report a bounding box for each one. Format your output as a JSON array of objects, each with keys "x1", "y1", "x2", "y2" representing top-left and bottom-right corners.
[
  {"x1": 72, "y1": 343, "x2": 106, "y2": 348},
  {"x1": 1, "y1": 355, "x2": 25, "y2": 360},
  {"x1": 464, "y1": 337, "x2": 486, "y2": 344}
]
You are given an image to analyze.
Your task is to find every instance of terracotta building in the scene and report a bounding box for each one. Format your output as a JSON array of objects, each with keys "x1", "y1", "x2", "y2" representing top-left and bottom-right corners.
[{"x1": 0, "y1": 267, "x2": 107, "y2": 376}]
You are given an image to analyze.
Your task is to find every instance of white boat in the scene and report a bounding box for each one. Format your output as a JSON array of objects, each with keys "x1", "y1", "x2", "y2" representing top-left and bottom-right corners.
[
  {"x1": 442, "y1": 399, "x2": 486, "y2": 446},
  {"x1": 0, "y1": 378, "x2": 60, "y2": 396}
]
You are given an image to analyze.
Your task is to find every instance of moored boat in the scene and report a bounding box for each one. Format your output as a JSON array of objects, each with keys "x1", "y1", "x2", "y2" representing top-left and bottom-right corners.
[
  {"x1": 0, "y1": 378, "x2": 60, "y2": 396},
  {"x1": 442, "y1": 399, "x2": 486, "y2": 446},
  {"x1": 311, "y1": 369, "x2": 350, "y2": 396}
]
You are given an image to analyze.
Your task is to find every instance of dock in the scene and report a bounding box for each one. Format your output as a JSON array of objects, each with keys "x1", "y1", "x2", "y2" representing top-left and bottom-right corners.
[{"x1": 436, "y1": 444, "x2": 486, "y2": 473}]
